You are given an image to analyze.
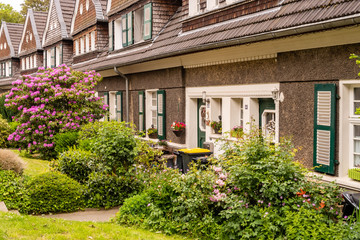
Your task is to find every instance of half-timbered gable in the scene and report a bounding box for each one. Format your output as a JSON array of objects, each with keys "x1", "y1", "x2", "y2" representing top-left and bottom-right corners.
[
  {"x1": 18, "y1": 9, "x2": 47, "y2": 74},
  {"x1": 0, "y1": 22, "x2": 23, "y2": 90},
  {"x1": 42, "y1": 0, "x2": 76, "y2": 67},
  {"x1": 71, "y1": 0, "x2": 108, "y2": 64}
]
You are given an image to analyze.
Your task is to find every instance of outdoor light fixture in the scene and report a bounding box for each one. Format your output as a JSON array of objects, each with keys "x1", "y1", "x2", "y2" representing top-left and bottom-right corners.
[
  {"x1": 271, "y1": 88, "x2": 279, "y2": 101},
  {"x1": 202, "y1": 91, "x2": 210, "y2": 104}
]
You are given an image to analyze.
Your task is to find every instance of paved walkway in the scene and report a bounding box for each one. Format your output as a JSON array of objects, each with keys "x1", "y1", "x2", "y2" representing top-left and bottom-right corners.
[{"x1": 41, "y1": 207, "x2": 119, "y2": 222}]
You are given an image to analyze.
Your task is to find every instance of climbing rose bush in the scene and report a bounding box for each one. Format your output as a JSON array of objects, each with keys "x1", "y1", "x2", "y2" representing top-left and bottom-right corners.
[{"x1": 5, "y1": 65, "x2": 107, "y2": 158}]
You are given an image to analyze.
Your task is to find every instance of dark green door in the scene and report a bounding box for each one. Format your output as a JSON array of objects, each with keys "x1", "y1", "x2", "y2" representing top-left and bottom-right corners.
[{"x1": 197, "y1": 99, "x2": 206, "y2": 148}]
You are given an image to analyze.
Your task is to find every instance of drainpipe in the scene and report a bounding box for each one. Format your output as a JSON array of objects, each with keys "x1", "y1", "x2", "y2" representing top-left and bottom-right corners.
[{"x1": 114, "y1": 66, "x2": 129, "y2": 123}]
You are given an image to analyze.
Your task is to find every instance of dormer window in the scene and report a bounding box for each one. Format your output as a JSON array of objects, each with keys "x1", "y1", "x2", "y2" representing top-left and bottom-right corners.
[{"x1": 109, "y1": 3, "x2": 152, "y2": 51}]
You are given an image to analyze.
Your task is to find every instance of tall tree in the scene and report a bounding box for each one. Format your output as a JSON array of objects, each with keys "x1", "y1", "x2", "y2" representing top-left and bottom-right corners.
[
  {"x1": 20, "y1": 0, "x2": 49, "y2": 17},
  {"x1": 0, "y1": 3, "x2": 23, "y2": 24}
]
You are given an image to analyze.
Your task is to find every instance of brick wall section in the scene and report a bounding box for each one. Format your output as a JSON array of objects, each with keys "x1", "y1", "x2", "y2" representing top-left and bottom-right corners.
[
  {"x1": 19, "y1": 19, "x2": 37, "y2": 55},
  {"x1": 182, "y1": 0, "x2": 278, "y2": 32},
  {"x1": 0, "y1": 31, "x2": 10, "y2": 59},
  {"x1": 62, "y1": 40, "x2": 74, "y2": 66},
  {"x1": 43, "y1": 3, "x2": 63, "y2": 47},
  {"x1": 108, "y1": 0, "x2": 138, "y2": 16},
  {"x1": 73, "y1": 0, "x2": 98, "y2": 35},
  {"x1": 96, "y1": 22, "x2": 109, "y2": 50}
]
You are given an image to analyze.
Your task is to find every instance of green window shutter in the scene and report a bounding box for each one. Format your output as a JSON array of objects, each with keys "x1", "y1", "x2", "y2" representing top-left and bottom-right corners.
[
  {"x1": 51, "y1": 47, "x2": 55, "y2": 68},
  {"x1": 44, "y1": 50, "x2": 47, "y2": 68},
  {"x1": 122, "y1": 15, "x2": 128, "y2": 47},
  {"x1": 313, "y1": 84, "x2": 336, "y2": 175},
  {"x1": 138, "y1": 91, "x2": 145, "y2": 132},
  {"x1": 157, "y1": 90, "x2": 166, "y2": 140},
  {"x1": 103, "y1": 92, "x2": 110, "y2": 121},
  {"x1": 109, "y1": 21, "x2": 114, "y2": 51},
  {"x1": 59, "y1": 44, "x2": 63, "y2": 64},
  {"x1": 127, "y1": 12, "x2": 133, "y2": 45},
  {"x1": 116, "y1": 91, "x2": 123, "y2": 122},
  {"x1": 143, "y1": 3, "x2": 152, "y2": 40}
]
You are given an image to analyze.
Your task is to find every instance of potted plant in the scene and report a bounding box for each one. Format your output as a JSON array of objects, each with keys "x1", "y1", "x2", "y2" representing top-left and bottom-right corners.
[
  {"x1": 231, "y1": 125, "x2": 243, "y2": 138},
  {"x1": 147, "y1": 127, "x2": 158, "y2": 139},
  {"x1": 210, "y1": 120, "x2": 222, "y2": 134},
  {"x1": 348, "y1": 168, "x2": 360, "y2": 181},
  {"x1": 171, "y1": 121, "x2": 185, "y2": 137}
]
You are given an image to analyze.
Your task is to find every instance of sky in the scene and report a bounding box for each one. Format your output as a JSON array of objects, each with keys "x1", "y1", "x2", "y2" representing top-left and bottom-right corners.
[{"x1": 1, "y1": 0, "x2": 23, "y2": 12}]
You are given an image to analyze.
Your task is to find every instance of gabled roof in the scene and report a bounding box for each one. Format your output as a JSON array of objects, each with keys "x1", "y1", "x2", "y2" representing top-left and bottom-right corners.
[
  {"x1": 73, "y1": 0, "x2": 360, "y2": 71},
  {"x1": 70, "y1": 0, "x2": 108, "y2": 35},
  {"x1": 42, "y1": 0, "x2": 76, "y2": 46},
  {"x1": 0, "y1": 22, "x2": 24, "y2": 58},
  {"x1": 19, "y1": 9, "x2": 47, "y2": 55}
]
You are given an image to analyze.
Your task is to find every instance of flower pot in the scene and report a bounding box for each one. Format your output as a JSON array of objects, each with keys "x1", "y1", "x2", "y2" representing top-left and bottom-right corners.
[
  {"x1": 148, "y1": 133, "x2": 158, "y2": 139},
  {"x1": 348, "y1": 168, "x2": 360, "y2": 181},
  {"x1": 172, "y1": 129, "x2": 184, "y2": 137},
  {"x1": 213, "y1": 128, "x2": 221, "y2": 134}
]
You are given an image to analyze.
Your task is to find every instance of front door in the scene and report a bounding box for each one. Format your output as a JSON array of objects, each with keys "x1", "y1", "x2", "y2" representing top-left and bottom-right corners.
[
  {"x1": 259, "y1": 98, "x2": 276, "y2": 140},
  {"x1": 197, "y1": 99, "x2": 206, "y2": 148}
]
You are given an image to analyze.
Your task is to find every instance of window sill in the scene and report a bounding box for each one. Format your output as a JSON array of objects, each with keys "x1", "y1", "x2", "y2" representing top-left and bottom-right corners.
[
  {"x1": 109, "y1": 40, "x2": 151, "y2": 55},
  {"x1": 137, "y1": 136, "x2": 187, "y2": 149},
  {"x1": 311, "y1": 172, "x2": 360, "y2": 191}
]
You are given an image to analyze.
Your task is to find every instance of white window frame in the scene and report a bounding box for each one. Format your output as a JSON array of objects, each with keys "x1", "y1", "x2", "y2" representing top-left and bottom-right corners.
[
  {"x1": 56, "y1": 45, "x2": 61, "y2": 66},
  {"x1": 85, "y1": 34, "x2": 90, "y2": 52},
  {"x1": 146, "y1": 89, "x2": 158, "y2": 131},
  {"x1": 114, "y1": 19, "x2": 123, "y2": 50},
  {"x1": 26, "y1": 57, "x2": 29, "y2": 70},
  {"x1": 80, "y1": 37, "x2": 84, "y2": 54},
  {"x1": 33, "y1": 55, "x2": 37, "y2": 68},
  {"x1": 75, "y1": 40, "x2": 79, "y2": 55},
  {"x1": 21, "y1": 58, "x2": 25, "y2": 70},
  {"x1": 189, "y1": 0, "x2": 201, "y2": 16},
  {"x1": 206, "y1": 0, "x2": 219, "y2": 10},
  {"x1": 133, "y1": 7, "x2": 144, "y2": 44}
]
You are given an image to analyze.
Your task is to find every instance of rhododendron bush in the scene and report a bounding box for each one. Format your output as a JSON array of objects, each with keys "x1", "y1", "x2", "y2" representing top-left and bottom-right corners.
[{"x1": 4, "y1": 65, "x2": 107, "y2": 158}]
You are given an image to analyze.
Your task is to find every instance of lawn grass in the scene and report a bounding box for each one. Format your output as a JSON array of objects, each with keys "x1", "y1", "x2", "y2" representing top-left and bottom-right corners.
[
  {"x1": 0, "y1": 212, "x2": 188, "y2": 240},
  {"x1": 11, "y1": 150, "x2": 50, "y2": 176}
]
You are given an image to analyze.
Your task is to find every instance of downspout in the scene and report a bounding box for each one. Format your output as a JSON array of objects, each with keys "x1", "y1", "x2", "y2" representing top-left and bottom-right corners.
[{"x1": 114, "y1": 66, "x2": 129, "y2": 123}]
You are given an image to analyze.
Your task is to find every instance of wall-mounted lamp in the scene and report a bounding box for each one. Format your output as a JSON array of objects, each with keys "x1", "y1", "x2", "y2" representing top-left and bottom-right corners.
[
  {"x1": 271, "y1": 88, "x2": 279, "y2": 101},
  {"x1": 202, "y1": 91, "x2": 210, "y2": 104}
]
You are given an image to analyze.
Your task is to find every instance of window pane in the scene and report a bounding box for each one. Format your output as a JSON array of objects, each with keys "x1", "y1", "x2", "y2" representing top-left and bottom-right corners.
[
  {"x1": 354, "y1": 140, "x2": 360, "y2": 153},
  {"x1": 355, "y1": 125, "x2": 360, "y2": 138},
  {"x1": 354, "y1": 154, "x2": 360, "y2": 167},
  {"x1": 354, "y1": 102, "x2": 360, "y2": 114},
  {"x1": 354, "y1": 88, "x2": 360, "y2": 100}
]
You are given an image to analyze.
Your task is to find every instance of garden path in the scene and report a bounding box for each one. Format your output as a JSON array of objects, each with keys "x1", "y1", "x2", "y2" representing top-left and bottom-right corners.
[{"x1": 41, "y1": 207, "x2": 119, "y2": 222}]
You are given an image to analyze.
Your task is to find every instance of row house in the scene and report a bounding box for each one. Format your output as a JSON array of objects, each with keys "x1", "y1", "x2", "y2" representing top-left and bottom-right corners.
[
  {"x1": 72, "y1": 0, "x2": 360, "y2": 191},
  {"x1": 42, "y1": 0, "x2": 76, "y2": 68},
  {"x1": 1, "y1": 0, "x2": 360, "y2": 191},
  {"x1": 18, "y1": 9, "x2": 47, "y2": 75},
  {"x1": 0, "y1": 22, "x2": 23, "y2": 90}
]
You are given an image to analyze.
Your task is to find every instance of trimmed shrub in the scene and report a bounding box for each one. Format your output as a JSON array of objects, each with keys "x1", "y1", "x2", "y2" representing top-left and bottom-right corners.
[
  {"x1": 0, "y1": 116, "x2": 11, "y2": 148},
  {"x1": 0, "y1": 170, "x2": 27, "y2": 210},
  {"x1": 54, "y1": 131, "x2": 79, "y2": 155},
  {"x1": 22, "y1": 172, "x2": 85, "y2": 214},
  {"x1": 85, "y1": 171, "x2": 139, "y2": 209},
  {"x1": 0, "y1": 149, "x2": 24, "y2": 174},
  {"x1": 52, "y1": 148, "x2": 95, "y2": 183}
]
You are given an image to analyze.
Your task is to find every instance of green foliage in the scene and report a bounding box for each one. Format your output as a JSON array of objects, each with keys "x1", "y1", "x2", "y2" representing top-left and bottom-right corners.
[
  {"x1": 0, "y1": 116, "x2": 11, "y2": 148},
  {"x1": 0, "y1": 95, "x2": 17, "y2": 122},
  {"x1": 54, "y1": 131, "x2": 79, "y2": 155},
  {"x1": 21, "y1": 172, "x2": 85, "y2": 214},
  {"x1": 84, "y1": 171, "x2": 140, "y2": 209},
  {"x1": 20, "y1": 0, "x2": 49, "y2": 18},
  {"x1": 0, "y1": 170, "x2": 27, "y2": 210},
  {"x1": 0, "y1": 3, "x2": 23, "y2": 24},
  {"x1": 51, "y1": 148, "x2": 95, "y2": 183},
  {"x1": 79, "y1": 121, "x2": 138, "y2": 174}
]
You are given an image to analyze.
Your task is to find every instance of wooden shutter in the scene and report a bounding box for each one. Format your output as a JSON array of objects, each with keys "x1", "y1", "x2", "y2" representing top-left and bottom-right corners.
[
  {"x1": 59, "y1": 44, "x2": 63, "y2": 64},
  {"x1": 138, "y1": 91, "x2": 145, "y2": 131},
  {"x1": 127, "y1": 12, "x2": 133, "y2": 45},
  {"x1": 116, "y1": 91, "x2": 123, "y2": 122},
  {"x1": 157, "y1": 90, "x2": 166, "y2": 140},
  {"x1": 122, "y1": 15, "x2": 128, "y2": 47},
  {"x1": 44, "y1": 50, "x2": 47, "y2": 68},
  {"x1": 313, "y1": 84, "x2": 336, "y2": 175},
  {"x1": 108, "y1": 21, "x2": 113, "y2": 51},
  {"x1": 103, "y1": 92, "x2": 109, "y2": 121},
  {"x1": 143, "y1": 3, "x2": 152, "y2": 40}
]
